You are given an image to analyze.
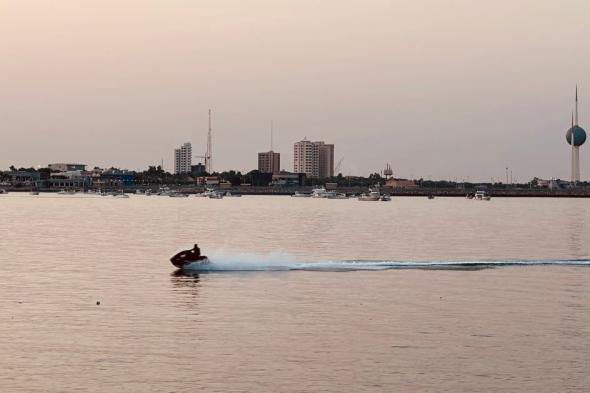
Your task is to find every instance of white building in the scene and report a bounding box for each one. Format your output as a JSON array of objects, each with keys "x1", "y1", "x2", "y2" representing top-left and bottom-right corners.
[
  {"x1": 174, "y1": 143, "x2": 192, "y2": 174},
  {"x1": 293, "y1": 139, "x2": 334, "y2": 178}
]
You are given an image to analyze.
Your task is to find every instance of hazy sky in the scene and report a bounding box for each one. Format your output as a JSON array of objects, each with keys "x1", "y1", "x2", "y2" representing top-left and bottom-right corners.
[{"x1": 1, "y1": 0, "x2": 589, "y2": 181}]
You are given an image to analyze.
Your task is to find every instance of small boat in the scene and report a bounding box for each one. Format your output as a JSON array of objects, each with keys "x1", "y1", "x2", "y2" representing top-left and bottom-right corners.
[
  {"x1": 291, "y1": 191, "x2": 311, "y2": 198},
  {"x1": 225, "y1": 192, "x2": 242, "y2": 197},
  {"x1": 427, "y1": 194, "x2": 435, "y2": 200},
  {"x1": 380, "y1": 194, "x2": 391, "y2": 201},
  {"x1": 209, "y1": 191, "x2": 224, "y2": 199},
  {"x1": 474, "y1": 190, "x2": 491, "y2": 201},
  {"x1": 157, "y1": 187, "x2": 173, "y2": 196},
  {"x1": 113, "y1": 191, "x2": 129, "y2": 198},
  {"x1": 169, "y1": 192, "x2": 189, "y2": 197},
  {"x1": 0, "y1": 189, "x2": 8, "y2": 194},
  {"x1": 358, "y1": 190, "x2": 381, "y2": 201},
  {"x1": 327, "y1": 193, "x2": 348, "y2": 199},
  {"x1": 311, "y1": 187, "x2": 337, "y2": 198},
  {"x1": 170, "y1": 244, "x2": 210, "y2": 269},
  {"x1": 29, "y1": 191, "x2": 40, "y2": 195},
  {"x1": 195, "y1": 188, "x2": 216, "y2": 197}
]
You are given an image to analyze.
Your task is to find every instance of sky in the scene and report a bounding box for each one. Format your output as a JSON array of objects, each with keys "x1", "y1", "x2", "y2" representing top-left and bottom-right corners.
[{"x1": 1, "y1": 0, "x2": 589, "y2": 181}]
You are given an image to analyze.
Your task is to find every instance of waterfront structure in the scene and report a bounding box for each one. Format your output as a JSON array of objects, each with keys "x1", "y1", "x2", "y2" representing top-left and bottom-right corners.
[
  {"x1": 48, "y1": 170, "x2": 91, "y2": 189},
  {"x1": 174, "y1": 143, "x2": 192, "y2": 174},
  {"x1": 384, "y1": 178, "x2": 418, "y2": 189},
  {"x1": 258, "y1": 151, "x2": 280, "y2": 174},
  {"x1": 48, "y1": 163, "x2": 86, "y2": 172},
  {"x1": 271, "y1": 171, "x2": 306, "y2": 186},
  {"x1": 99, "y1": 168, "x2": 135, "y2": 186},
  {"x1": 293, "y1": 139, "x2": 334, "y2": 178},
  {"x1": 566, "y1": 87, "x2": 587, "y2": 184}
]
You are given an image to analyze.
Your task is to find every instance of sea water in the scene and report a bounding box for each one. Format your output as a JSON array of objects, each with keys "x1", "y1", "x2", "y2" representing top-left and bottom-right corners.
[{"x1": 0, "y1": 194, "x2": 589, "y2": 392}]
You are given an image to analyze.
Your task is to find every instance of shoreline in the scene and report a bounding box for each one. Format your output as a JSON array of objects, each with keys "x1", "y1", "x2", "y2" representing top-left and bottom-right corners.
[{"x1": 3, "y1": 186, "x2": 590, "y2": 198}]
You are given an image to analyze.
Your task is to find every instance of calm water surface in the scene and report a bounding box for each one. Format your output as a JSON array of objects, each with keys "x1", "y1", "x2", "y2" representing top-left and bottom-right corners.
[{"x1": 0, "y1": 194, "x2": 589, "y2": 392}]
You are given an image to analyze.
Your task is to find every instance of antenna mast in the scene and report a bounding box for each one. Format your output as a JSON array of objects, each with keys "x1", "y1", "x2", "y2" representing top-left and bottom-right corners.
[
  {"x1": 206, "y1": 109, "x2": 212, "y2": 173},
  {"x1": 270, "y1": 120, "x2": 274, "y2": 151},
  {"x1": 575, "y1": 85, "x2": 579, "y2": 126}
]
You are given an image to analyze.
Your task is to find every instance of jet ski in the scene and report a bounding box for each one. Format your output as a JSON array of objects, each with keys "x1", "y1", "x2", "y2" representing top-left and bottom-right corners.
[{"x1": 170, "y1": 244, "x2": 210, "y2": 269}]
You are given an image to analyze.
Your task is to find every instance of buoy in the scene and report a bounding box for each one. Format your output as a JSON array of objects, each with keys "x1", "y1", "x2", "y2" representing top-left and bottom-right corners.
[{"x1": 96, "y1": 301, "x2": 101, "y2": 305}]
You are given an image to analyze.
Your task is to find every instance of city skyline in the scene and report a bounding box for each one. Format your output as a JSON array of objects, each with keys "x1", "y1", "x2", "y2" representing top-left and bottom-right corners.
[{"x1": 1, "y1": 1, "x2": 589, "y2": 181}]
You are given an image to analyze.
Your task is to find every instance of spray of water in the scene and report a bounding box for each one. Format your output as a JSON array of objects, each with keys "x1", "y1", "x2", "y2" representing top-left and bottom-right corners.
[{"x1": 181, "y1": 252, "x2": 590, "y2": 272}]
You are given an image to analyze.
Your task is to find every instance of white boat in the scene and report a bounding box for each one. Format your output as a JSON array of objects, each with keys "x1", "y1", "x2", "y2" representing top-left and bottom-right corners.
[
  {"x1": 157, "y1": 187, "x2": 173, "y2": 196},
  {"x1": 358, "y1": 190, "x2": 381, "y2": 201},
  {"x1": 145, "y1": 190, "x2": 152, "y2": 196},
  {"x1": 209, "y1": 191, "x2": 224, "y2": 199},
  {"x1": 291, "y1": 191, "x2": 311, "y2": 198},
  {"x1": 195, "y1": 188, "x2": 216, "y2": 197},
  {"x1": 311, "y1": 187, "x2": 337, "y2": 198},
  {"x1": 380, "y1": 194, "x2": 391, "y2": 201},
  {"x1": 170, "y1": 192, "x2": 189, "y2": 197},
  {"x1": 474, "y1": 190, "x2": 491, "y2": 200},
  {"x1": 135, "y1": 189, "x2": 143, "y2": 195},
  {"x1": 327, "y1": 193, "x2": 348, "y2": 199},
  {"x1": 113, "y1": 191, "x2": 129, "y2": 198}
]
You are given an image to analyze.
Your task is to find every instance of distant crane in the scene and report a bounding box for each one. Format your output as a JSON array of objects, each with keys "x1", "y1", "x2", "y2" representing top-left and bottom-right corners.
[
  {"x1": 194, "y1": 110, "x2": 213, "y2": 173},
  {"x1": 383, "y1": 163, "x2": 393, "y2": 179},
  {"x1": 334, "y1": 157, "x2": 344, "y2": 174}
]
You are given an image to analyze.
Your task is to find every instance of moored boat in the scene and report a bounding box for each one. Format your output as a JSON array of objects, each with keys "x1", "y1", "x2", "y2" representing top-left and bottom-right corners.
[
  {"x1": 358, "y1": 190, "x2": 381, "y2": 201},
  {"x1": 474, "y1": 190, "x2": 491, "y2": 200}
]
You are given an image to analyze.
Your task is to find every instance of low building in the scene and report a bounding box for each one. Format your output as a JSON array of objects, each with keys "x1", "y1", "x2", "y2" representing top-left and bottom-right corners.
[
  {"x1": 99, "y1": 169, "x2": 135, "y2": 186},
  {"x1": 48, "y1": 171, "x2": 92, "y2": 189},
  {"x1": 271, "y1": 172, "x2": 306, "y2": 187},
  {"x1": 48, "y1": 163, "x2": 87, "y2": 172},
  {"x1": 384, "y1": 178, "x2": 418, "y2": 189},
  {"x1": 7, "y1": 171, "x2": 41, "y2": 186}
]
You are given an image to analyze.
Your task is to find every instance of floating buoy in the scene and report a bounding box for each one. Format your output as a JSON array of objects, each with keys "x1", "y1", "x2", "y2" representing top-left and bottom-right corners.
[{"x1": 96, "y1": 301, "x2": 101, "y2": 305}]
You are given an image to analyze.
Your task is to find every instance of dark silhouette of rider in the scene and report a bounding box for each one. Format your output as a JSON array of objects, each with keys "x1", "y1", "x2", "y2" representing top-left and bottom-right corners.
[{"x1": 190, "y1": 244, "x2": 201, "y2": 257}]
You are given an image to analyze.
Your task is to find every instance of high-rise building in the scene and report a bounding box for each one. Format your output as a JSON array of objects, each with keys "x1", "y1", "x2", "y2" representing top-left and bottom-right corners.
[
  {"x1": 318, "y1": 143, "x2": 334, "y2": 178},
  {"x1": 174, "y1": 142, "x2": 192, "y2": 174},
  {"x1": 293, "y1": 139, "x2": 334, "y2": 178},
  {"x1": 258, "y1": 151, "x2": 281, "y2": 174}
]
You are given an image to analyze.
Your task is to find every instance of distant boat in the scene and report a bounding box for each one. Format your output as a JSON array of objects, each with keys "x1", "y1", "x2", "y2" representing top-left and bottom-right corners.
[
  {"x1": 0, "y1": 189, "x2": 8, "y2": 194},
  {"x1": 327, "y1": 193, "x2": 348, "y2": 199},
  {"x1": 358, "y1": 190, "x2": 381, "y2": 201},
  {"x1": 311, "y1": 187, "x2": 337, "y2": 198},
  {"x1": 29, "y1": 191, "x2": 40, "y2": 195},
  {"x1": 225, "y1": 192, "x2": 242, "y2": 197},
  {"x1": 474, "y1": 190, "x2": 491, "y2": 201},
  {"x1": 113, "y1": 191, "x2": 129, "y2": 198},
  {"x1": 380, "y1": 194, "x2": 391, "y2": 201},
  {"x1": 427, "y1": 194, "x2": 435, "y2": 199},
  {"x1": 291, "y1": 191, "x2": 310, "y2": 198},
  {"x1": 208, "y1": 191, "x2": 224, "y2": 199}
]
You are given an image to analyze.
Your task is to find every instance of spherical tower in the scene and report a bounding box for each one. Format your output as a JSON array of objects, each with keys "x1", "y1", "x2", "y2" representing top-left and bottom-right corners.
[{"x1": 566, "y1": 86, "x2": 586, "y2": 184}]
